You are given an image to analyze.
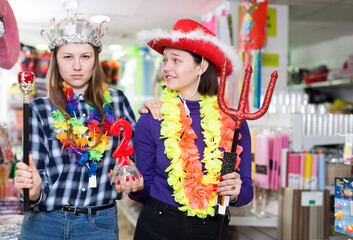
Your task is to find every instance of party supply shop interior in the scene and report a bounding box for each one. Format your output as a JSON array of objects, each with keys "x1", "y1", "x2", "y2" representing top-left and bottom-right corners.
[{"x1": 2, "y1": 0, "x2": 353, "y2": 239}]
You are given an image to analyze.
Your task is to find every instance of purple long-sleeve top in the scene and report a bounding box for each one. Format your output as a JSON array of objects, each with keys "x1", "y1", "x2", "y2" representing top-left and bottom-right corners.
[{"x1": 129, "y1": 99, "x2": 253, "y2": 208}]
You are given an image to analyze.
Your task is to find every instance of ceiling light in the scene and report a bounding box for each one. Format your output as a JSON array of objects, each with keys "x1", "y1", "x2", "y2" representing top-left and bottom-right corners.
[
  {"x1": 112, "y1": 51, "x2": 125, "y2": 59},
  {"x1": 90, "y1": 15, "x2": 111, "y2": 23},
  {"x1": 36, "y1": 44, "x2": 48, "y2": 51},
  {"x1": 109, "y1": 45, "x2": 123, "y2": 51}
]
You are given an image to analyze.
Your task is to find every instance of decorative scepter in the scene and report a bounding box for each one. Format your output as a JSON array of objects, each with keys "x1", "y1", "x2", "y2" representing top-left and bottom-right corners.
[
  {"x1": 215, "y1": 62, "x2": 278, "y2": 240},
  {"x1": 17, "y1": 71, "x2": 35, "y2": 212}
]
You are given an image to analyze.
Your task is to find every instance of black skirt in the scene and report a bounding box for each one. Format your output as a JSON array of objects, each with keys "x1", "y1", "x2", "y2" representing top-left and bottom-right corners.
[{"x1": 133, "y1": 197, "x2": 229, "y2": 240}]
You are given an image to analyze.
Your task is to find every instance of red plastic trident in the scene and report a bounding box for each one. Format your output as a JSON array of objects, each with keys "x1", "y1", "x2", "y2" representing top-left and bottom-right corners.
[
  {"x1": 215, "y1": 62, "x2": 278, "y2": 240},
  {"x1": 218, "y1": 62, "x2": 278, "y2": 131}
]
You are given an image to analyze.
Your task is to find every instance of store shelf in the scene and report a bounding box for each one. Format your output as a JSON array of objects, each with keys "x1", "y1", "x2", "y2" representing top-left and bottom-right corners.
[
  {"x1": 288, "y1": 78, "x2": 353, "y2": 90},
  {"x1": 300, "y1": 136, "x2": 345, "y2": 151},
  {"x1": 291, "y1": 114, "x2": 345, "y2": 151},
  {"x1": 230, "y1": 216, "x2": 278, "y2": 227},
  {"x1": 325, "y1": 185, "x2": 335, "y2": 195}
]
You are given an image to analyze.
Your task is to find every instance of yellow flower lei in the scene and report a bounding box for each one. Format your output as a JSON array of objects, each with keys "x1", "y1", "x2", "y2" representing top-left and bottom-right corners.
[{"x1": 161, "y1": 89, "x2": 235, "y2": 218}]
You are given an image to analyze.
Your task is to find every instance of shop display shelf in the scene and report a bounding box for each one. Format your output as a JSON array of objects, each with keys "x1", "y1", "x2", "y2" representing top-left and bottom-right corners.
[
  {"x1": 291, "y1": 113, "x2": 345, "y2": 152},
  {"x1": 229, "y1": 215, "x2": 277, "y2": 227},
  {"x1": 288, "y1": 78, "x2": 353, "y2": 90}
]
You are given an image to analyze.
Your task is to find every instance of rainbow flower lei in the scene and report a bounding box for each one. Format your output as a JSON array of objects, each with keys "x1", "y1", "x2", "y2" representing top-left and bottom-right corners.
[
  {"x1": 161, "y1": 89, "x2": 243, "y2": 218},
  {"x1": 52, "y1": 82, "x2": 115, "y2": 177}
]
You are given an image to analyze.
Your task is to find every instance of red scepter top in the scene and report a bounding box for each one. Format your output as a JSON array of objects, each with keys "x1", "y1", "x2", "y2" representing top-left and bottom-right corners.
[
  {"x1": 17, "y1": 71, "x2": 35, "y2": 84},
  {"x1": 17, "y1": 71, "x2": 35, "y2": 104}
]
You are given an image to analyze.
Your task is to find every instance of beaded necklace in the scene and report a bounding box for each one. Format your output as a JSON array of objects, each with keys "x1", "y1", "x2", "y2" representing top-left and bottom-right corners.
[
  {"x1": 160, "y1": 89, "x2": 242, "y2": 218},
  {"x1": 52, "y1": 82, "x2": 115, "y2": 178}
]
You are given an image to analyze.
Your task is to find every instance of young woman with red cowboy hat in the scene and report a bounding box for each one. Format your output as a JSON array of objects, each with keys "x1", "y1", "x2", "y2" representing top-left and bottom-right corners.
[{"x1": 129, "y1": 19, "x2": 253, "y2": 240}]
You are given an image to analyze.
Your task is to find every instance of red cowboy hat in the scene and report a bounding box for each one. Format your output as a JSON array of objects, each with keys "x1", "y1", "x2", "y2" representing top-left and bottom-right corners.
[
  {"x1": 137, "y1": 19, "x2": 243, "y2": 81},
  {"x1": 0, "y1": 0, "x2": 20, "y2": 70}
]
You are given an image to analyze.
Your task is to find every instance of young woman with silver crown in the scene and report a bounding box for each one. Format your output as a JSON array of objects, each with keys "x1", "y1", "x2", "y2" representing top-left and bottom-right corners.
[
  {"x1": 130, "y1": 19, "x2": 253, "y2": 240},
  {"x1": 13, "y1": 14, "x2": 146, "y2": 239}
]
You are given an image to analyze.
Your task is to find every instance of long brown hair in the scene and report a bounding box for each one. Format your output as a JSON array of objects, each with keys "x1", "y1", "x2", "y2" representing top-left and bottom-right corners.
[{"x1": 47, "y1": 44, "x2": 108, "y2": 147}]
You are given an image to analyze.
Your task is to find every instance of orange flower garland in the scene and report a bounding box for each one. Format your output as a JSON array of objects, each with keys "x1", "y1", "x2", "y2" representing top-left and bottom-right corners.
[{"x1": 161, "y1": 89, "x2": 243, "y2": 218}]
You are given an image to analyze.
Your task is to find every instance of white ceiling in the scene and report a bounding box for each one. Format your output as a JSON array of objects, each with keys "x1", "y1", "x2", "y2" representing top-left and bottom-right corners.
[
  {"x1": 6, "y1": 0, "x2": 353, "y2": 57},
  {"x1": 276, "y1": 0, "x2": 353, "y2": 49}
]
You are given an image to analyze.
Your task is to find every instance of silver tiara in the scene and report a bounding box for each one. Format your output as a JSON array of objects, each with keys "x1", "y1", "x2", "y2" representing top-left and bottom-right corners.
[{"x1": 41, "y1": 13, "x2": 108, "y2": 52}]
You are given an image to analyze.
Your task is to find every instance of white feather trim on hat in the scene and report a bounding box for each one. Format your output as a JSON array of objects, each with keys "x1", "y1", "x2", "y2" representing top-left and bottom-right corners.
[{"x1": 137, "y1": 28, "x2": 244, "y2": 83}]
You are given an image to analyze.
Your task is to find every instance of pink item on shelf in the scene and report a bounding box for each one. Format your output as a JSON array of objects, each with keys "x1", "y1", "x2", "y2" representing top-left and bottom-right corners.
[
  {"x1": 288, "y1": 153, "x2": 300, "y2": 188},
  {"x1": 202, "y1": 16, "x2": 217, "y2": 35},
  {"x1": 299, "y1": 153, "x2": 305, "y2": 190},
  {"x1": 7, "y1": 179, "x2": 18, "y2": 198},
  {"x1": 254, "y1": 134, "x2": 270, "y2": 189},
  {"x1": 278, "y1": 135, "x2": 289, "y2": 188},
  {"x1": 269, "y1": 136, "x2": 275, "y2": 190},
  {"x1": 270, "y1": 136, "x2": 276, "y2": 190},
  {"x1": 311, "y1": 154, "x2": 318, "y2": 190},
  {"x1": 276, "y1": 136, "x2": 284, "y2": 189},
  {"x1": 270, "y1": 136, "x2": 279, "y2": 190},
  {"x1": 282, "y1": 135, "x2": 289, "y2": 148},
  {"x1": 277, "y1": 136, "x2": 284, "y2": 189}
]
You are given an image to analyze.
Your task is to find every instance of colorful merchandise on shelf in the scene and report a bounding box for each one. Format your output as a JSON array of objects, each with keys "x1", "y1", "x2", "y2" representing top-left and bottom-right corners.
[
  {"x1": 303, "y1": 71, "x2": 328, "y2": 84},
  {"x1": 0, "y1": 123, "x2": 14, "y2": 164},
  {"x1": 238, "y1": 0, "x2": 268, "y2": 109},
  {"x1": 0, "y1": 165, "x2": 9, "y2": 199},
  {"x1": 0, "y1": 164, "x2": 18, "y2": 200},
  {"x1": 0, "y1": 198, "x2": 23, "y2": 215},
  {"x1": 254, "y1": 131, "x2": 289, "y2": 190},
  {"x1": 101, "y1": 60, "x2": 120, "y2": 84},
  {"x1": 111, "y1": 60, "x2": 120, "y2": 84},
  {"x1": 38, "y1": 51, "x2": 51, "y2": 77},
  {"x1": 238, "y1": 0, "x2": 268, "y2": 52},
  {"x1": 329, "y1": 99, "x2": 353, "y2": 114},
  {"x1": 343, "y1": 134, "x2": 353, "y2": 165},
  {"x1": 101, "y1": 60, "x2": 112, "y2": 82},
  {"x1": 17, "y1": 44, "x2": 53, "y2": 78},
  {"x1": 317, "y1": 151, "x2": 326, "y2": 190},
  {"x1": 334, "y1": 177, "x2": 353, "y2": 236},
  {"x1": 18, "y1": 45, "x2": 37, "y2": 73}
]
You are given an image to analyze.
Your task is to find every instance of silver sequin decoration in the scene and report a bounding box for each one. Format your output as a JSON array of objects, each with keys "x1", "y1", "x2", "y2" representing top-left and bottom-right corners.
[{"x1": 41, "y1": 13, "x2": 108, "y2": 52}]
